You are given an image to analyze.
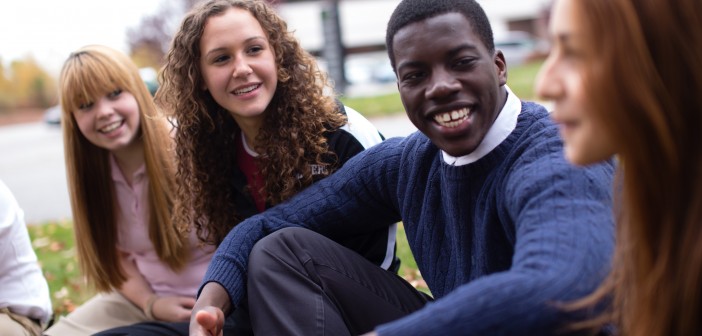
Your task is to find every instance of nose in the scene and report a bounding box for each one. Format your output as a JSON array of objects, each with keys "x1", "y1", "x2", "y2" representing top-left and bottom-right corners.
[
  {"x1": 232, "y1": 57, "x2": 253, "y2": 79},
  {"x1": 94, "y1": 97, "x2": 114, "y2": 119},
  {"x1": 534, "y1": 54, "x2": 562, "y2": 102},
  {"x1": 425, "y1": 68, "x2": 460, "y2": 100}
]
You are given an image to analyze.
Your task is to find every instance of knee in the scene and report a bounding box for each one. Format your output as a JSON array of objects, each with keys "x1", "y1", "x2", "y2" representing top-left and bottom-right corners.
[
  {"x1": 0, "y1": 314, "x2": 28, "y2": 335},
  {"x1": 250, "y1": 227, "x2": 307, "y2": 256},
  {"x1": 248, "y1": 227, "x2": 310, "y2": 274}
]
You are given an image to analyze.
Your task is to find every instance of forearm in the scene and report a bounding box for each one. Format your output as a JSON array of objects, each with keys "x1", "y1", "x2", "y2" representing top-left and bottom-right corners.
[
  {"x1": 376, "y1": 271, "x2": 579, "y2": 335},
  {"x1": 377, "y1": 161, "x2": 614, "y2": 335},
  {"x1": 117, "y1": 253, "x2": 156, "y2": 312},
  {"x1": 194, "y1": 282, "x2": 232, "y2": 316},
  {"x1": 190, "y1": 282, "x2": 230, "y2": 335},
  {"x1": 377, "y1": 228, "x2": 612, "y2": 335}
]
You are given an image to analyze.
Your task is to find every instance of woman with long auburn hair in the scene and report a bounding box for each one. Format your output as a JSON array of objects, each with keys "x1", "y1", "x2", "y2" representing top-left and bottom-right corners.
[
  {"x1": 44, "y1": 45, "x2": 214, "y2": 336},
  {"x1": 536, "y1": 0, "x2": 702, "y2": 334}
]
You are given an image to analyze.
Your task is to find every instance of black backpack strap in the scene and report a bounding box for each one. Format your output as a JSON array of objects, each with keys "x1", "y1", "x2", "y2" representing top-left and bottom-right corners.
[{"x1": 335, "y1": 99, "x2": 347, "y2": 116}]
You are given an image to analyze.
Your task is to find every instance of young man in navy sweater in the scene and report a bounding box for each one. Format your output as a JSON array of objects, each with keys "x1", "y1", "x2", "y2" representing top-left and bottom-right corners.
[{"x1": 191, "y1": 0, "x2": 615, "y2": 335}]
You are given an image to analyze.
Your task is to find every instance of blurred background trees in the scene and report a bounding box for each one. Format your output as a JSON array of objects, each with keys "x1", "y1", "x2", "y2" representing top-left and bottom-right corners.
[
  {"x1": 127, "y1": 0, "x2": 289, "y2": 69},
  {"x1": 0, "y1": 0, "x2": 340, "y2": 113},
  {"x1": 0, "y1": 56, "x2": 56, "y2": 112},
  {"x1": 126, "y1": 0, "x2": 201, "y2": 69}
]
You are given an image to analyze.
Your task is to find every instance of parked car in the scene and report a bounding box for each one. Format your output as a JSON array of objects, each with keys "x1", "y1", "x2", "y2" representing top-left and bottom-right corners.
[
  {"x1": 139, "y1": 67, "x2": 159, "y2": 96},
  {"x1": 43, "y1": 105, "x2": 62, "y2": 126},
  {"x1": 44, "y1": 67, "x2": 159, "y2": 125},
  {"x1": 494, "y1": 31, "x2": 538, "y2": 67},
  {"x1": 370, "y1": 59, "x2": 396, "y2": 83}
]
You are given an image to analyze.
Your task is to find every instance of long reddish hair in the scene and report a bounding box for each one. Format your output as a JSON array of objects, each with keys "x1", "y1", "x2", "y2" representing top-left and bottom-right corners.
[
  {"x1": 568, "y1": 0, "x2": 702, "y2": 334},
  {"x1": 59, "y1": 45, "x2": 188, "y2": 292}
]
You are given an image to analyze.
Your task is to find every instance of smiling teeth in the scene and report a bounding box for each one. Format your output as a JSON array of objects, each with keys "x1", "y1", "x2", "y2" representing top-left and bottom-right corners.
[
  {"x1": 433, "y1": 108, "x2": 469, "y2": 128},
  {"x1": 100, "y1": 120, "x2": 122, "y2": 133},
  {"x1": 234, "y1": 84, "x2": 259, "y2": 95}
]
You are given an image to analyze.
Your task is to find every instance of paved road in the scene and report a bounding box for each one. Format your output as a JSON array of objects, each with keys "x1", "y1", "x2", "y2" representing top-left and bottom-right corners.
[
  {"x1": 0, "y1": 123, "x2": 70, "y2": 224},
  {"x1": 0, "y1": 115, "x2": 415, "y2": 225}
]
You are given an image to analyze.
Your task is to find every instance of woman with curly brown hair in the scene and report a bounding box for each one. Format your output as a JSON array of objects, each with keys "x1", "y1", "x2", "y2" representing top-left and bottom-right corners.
[
  {"x1": 536, "y1": 0, "x2": 702, "y2": 334},
  {"x1": 159, "y1": 0, "x2": 395, "y2": 264}
]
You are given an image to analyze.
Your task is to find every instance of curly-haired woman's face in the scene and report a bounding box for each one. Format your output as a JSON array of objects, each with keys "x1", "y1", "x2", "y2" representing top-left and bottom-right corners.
[{"x1": 200, "y1": 7, "x2": 278, "y2": 132}]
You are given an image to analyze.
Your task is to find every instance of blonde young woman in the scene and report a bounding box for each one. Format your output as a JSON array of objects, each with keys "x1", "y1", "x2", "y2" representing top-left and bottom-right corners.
[
  {"x1": 44, "y1": 45, "x2": 214, "y2": 336},
  {"x1": 536, "y1": 0, "x2": 702, "y2": 335}
]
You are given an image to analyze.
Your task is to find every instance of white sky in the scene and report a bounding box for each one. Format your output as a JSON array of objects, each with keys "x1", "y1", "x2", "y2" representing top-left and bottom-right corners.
[
  {"x1": 0, "y1": 0, "x2": 165, "y2": 76},
  {"x1": 0, "y1": 0, "x2": 549, "y2": 78}
]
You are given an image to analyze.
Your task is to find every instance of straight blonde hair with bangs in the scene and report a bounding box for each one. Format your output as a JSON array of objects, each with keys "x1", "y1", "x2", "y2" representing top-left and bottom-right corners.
[{"x1": 59, "y1": 45, "x2": 188, "y2": 293}]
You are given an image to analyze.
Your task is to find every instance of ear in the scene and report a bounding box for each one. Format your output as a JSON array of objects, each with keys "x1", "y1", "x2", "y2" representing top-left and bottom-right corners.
[{"x1": 494, "y1": 50, "x2": 507, "y2": 86}]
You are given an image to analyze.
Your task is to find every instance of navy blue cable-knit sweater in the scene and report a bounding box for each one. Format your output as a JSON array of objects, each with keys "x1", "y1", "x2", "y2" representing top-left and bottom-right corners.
[{"x1": 203, "y1": 102, "x2": 615, "y2": 335}]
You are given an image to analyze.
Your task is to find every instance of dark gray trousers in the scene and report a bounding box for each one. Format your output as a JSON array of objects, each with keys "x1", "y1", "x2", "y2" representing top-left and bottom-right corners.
[{"x1": 247, "y1": 227, "x2": 431, "y2": 336}]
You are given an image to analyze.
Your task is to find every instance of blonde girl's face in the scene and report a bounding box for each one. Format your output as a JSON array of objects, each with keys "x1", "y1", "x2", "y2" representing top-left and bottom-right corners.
[
  {"x1": 535, "y1": 0, "x2": 616, "y2": 165},
  {"x1": 72, "y1": 88, "x2": 142, "y2": 154},
  {"x1": 199, "y1": 7, "x2": 278, "y2": 131}
]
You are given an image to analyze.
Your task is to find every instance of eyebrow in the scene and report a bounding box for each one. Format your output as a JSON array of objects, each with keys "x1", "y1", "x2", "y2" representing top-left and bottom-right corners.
[
  {"x1": 396, "y1": 43, "x2": 479, "y2": 72},
  {"x1": 549, "y1": 28, "x2": 581, "y2": 46},
  {"x1": 447, "y1": 44, "x2": 479, "y2": 58},
  {"x1": 204, "y1": 35, "x2": 267, "y2": 58}
]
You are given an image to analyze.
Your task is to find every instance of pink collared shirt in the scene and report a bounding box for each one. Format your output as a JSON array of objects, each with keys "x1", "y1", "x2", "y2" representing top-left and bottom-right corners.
[{"x1": 110, "y1": 155, "x2": 214, "y2": 298}]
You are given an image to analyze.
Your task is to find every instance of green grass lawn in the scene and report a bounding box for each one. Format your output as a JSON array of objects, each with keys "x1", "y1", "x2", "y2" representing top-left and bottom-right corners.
[
  {"x1": 340, "y1": 92, "x2": 406, "y2": 118},
  {"x1": 341, "y1": 60, "x2": 544, "y2": 118},
  {"x1": 506, "y1": 60, "x2": 544, "y2": 101},
  {"x1": 28, "y1": 220, "x2": 95, "y2": 318}
]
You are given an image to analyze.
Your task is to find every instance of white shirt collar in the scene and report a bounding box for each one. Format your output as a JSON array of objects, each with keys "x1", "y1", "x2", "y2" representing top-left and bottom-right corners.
[
  {"x1": 441, "y1": 85, "x2": 521, "y2": 166},
  {"x1": 241, "y1": 131, "x2": 259, "y2": 157}
]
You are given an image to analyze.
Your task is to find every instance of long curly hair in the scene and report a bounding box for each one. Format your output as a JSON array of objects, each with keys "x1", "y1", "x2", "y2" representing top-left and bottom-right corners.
[
  {"x1": 158, "y1": 0, "x2": 346, "y2": 245},
  {"x1": 557, "y1": 0, "x2": 702, "y2": 335},
  {"x1": 59, "y1": 45, "x2": 187, "y2": 292}
]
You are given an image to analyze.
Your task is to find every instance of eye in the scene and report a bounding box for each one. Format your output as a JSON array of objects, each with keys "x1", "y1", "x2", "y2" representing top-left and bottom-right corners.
[
  {"x1": 453, "y1": 57, "x2": 475, "y2": 68},
  {"x1": 78, "y1": 101, "x2": 94, "y2": 110},
  {"x1": 212, "y1": 54, "x2": 230, "y2": 64},
  {"x1": 107, "y1": 89, "x2": 122, "y2": 98},
  {"x1": 400, "y1": 70, "x2": 425, "y2": 83},
  {"x1": 562, "y1": 46, "x2": 583, "y2": 59},
  {"x1": 247, "y1": 45, "x2": 264, "y2": 54}
]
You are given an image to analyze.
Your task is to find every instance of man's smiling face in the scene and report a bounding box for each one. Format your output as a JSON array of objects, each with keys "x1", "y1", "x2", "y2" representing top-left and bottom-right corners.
[{"x1": 393, "y1": 12, "x2": 507, "y2": 157}]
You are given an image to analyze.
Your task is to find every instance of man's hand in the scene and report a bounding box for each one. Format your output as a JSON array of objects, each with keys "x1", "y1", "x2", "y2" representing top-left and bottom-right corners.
[
  {"x1": 191, "y1": 306, "x2": 225, "y2": 336},
  {"x1": 151, "y1": 295, "x2": 196, "y2": 322},
  {"x1": 189, "y1": 282, "x2": 232, "y2": 336}
]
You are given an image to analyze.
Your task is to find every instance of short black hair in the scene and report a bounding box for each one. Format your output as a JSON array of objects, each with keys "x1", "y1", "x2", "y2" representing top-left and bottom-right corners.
[{"x1": 385, "y1": 0, "x2": 494, "y2": 71}]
